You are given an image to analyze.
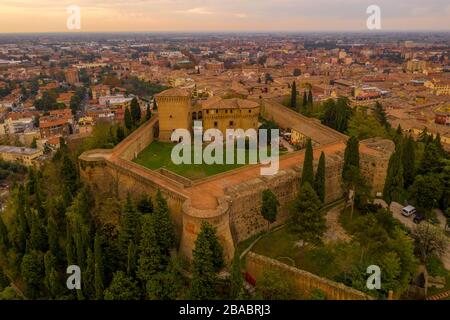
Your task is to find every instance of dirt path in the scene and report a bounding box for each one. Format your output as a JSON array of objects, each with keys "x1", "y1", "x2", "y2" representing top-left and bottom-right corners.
[{"x1": 323, "y1": 203, "x2": 351, "y2": 243}]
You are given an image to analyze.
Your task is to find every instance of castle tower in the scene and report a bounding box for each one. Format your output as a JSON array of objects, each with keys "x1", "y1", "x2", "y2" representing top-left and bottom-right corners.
[{"x1": 155, "y1": 88, "x2": 192, "y2": 141}]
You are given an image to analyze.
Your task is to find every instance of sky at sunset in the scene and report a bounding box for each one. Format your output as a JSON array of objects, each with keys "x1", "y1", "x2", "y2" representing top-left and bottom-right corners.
[{"x1": 0, "y1": 0, "x2": 449, "y2": 33}]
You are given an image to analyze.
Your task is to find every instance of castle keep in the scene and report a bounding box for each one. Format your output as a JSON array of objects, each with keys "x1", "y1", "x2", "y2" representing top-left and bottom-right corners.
[{"x1": 79, "y1": 92, "x2": 394, "y2": 262}]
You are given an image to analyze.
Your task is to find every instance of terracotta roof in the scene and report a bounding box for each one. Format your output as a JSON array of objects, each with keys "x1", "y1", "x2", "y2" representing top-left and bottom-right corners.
[
  {"x1": 155, "y1": 88, "x2": 190, "y2": 97},
  {"x1": 202, "y1": 97, "x2": 259, "y2": 110}
]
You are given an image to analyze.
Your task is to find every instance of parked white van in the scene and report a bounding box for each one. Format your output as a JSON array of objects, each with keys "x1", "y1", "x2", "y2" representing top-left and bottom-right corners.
[{"x1": 402, "y1": 205, "x2": 416, "y2": 217}]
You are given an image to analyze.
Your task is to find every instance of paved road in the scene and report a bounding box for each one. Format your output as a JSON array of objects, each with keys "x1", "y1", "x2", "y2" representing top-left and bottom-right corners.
[{"x1": 374, "y1": 199, "x2": 450, "y2": 270}]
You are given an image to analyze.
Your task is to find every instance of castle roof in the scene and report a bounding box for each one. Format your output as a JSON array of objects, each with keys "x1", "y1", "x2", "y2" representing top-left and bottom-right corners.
[
  {"x1": 201, "y1": 97, "x2": 259, "y2": 110},
  {"x1": 155, "y1": 88, "x2": 190, "y2": 97}
]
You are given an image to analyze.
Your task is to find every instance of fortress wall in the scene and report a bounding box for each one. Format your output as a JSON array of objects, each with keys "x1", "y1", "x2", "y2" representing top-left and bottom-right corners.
[
  {"x1": 80, "y1": 156, "x2": 187, "y2": 239},
  {"x1": 227, "y1": 170, "x2": 300, "y2": 243},
  {"x1": 180, "y1": 199, "x2": 235, "y2": 262},
  {"x1": 246, "y1": 252, "x2": 373, "y2": 300},
  {"x1": 226, "y1": 153, "x2": 346, "y2": 243},
  {"x1": 259, "y1": 99, "x2": 348, "y2": 145},
  {"x1": 114, "y1": 116, "x2": 157, "y2": 161}
]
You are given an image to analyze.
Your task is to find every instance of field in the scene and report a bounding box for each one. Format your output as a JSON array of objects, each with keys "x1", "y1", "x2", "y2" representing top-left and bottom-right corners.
[{"x1": 133, "y1": 141, "x2": 278, "y2": 180}]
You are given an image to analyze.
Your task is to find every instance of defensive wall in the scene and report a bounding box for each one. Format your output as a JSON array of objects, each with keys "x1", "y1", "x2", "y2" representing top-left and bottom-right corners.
[{"x1": 246, "y1": 252, "x2": 373, "y2": 300}]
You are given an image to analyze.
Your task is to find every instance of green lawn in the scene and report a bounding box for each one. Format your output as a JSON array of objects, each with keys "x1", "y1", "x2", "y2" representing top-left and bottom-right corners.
[{"x1": 133, "y1": 141, "x2": 279, "y2": 180}]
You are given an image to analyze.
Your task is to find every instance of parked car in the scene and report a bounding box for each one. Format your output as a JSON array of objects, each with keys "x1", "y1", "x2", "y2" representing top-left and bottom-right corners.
[
  {"x1": 413, "y1": 214, "x2": 425, "y2": 224},
  {"x1": 402, "y1": 205, "x2": 416, "y2": 217}
]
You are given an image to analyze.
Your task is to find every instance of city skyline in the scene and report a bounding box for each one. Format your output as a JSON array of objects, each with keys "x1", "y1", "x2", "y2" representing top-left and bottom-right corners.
[{"x1": 0, "y1": 0, "x2": 449, "y2": 33}]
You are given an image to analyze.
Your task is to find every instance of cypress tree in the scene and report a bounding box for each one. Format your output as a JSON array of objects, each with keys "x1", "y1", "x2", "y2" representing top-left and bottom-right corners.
[
  {"x1": 130, "y1": 97, "x2": 141, "y2": 125},
  {"x1": 94, "y1": 232, "x2": 104, "y2": 299},
  {"x1": 383, "y1": 145, "x2": 404, "y2": 204},
  {"x1": 290, "y1": 81, "x2": 297, "y2": 109},
  {"x1": 314, "y1": 151, "x2": 326, "y2": 203},
  {"x1": 116, "y1": 126, "x2": 125, "y2": 142},
  {"x1": 302, "y1": 91, "x2": 307, "y2": 107},
  {"x1": 47, "y1": 216, "x2": 60, "y2": 258},
  {"x1": 342, "y1": 136, "x2": 360, "y2": 182},
  {"x1": 190, "y1": 222, "x2": 224, "y2": 300},
  {"x1": 0, "y1": 215, "x2": 9, "y2": 249},
  {"x1": 83, "y1": 248, "x2": 95, "y2": 299},
  {"x1": 29, "y1": 212, "x2": 48, "y2": 252},
  {"x1": 137, "y1": 215, "x2": 166, "y2": 283},
  {"x1": 308, "y1": 89, "x2": 313, "y2": 105},
  {"x1": 402, "y1": 136, "x2": 416, "y2": 188},
  {"x1": 374, "y1": 101, "x2": 389, "y2": 128},
  {"x1": 418, "y1": 141, "x2": 443, "y2": 175},
  {"x1": 20, "y1": 251, "x2": 44, "y2": 298},
  {"x1": 61, "y1": 155, "x2": 77, "y2": 205},
  {"x1": 124, "y1": 107, "x2": 132, "y2": 131},
  {"x1": 261, "y1": 189, "x2": 279, "y2": 229},
  {"x1": 65, "y1": 234, "x2": 76, "y2": 265},
  {"x1": 127, "y1": 241, "x2": 137, "y2": 276},
  {"x1": 145, "y1": 104, "x2": 152, "y2": 121},
  {"x1": 119, "y1": 194, "x2": 141, "y2": 253},
  {"x1": 44, "y1": 251, "x2": 63, "y2": 299},
  {"x1": 301, "y1": 138, "x2": 314, "y2": 186},
  {"x1": 229, "y1": 252, "x2": 243, "y2": 299},
  {"x1": 153, "y1": 190, "x2": 175, "y2": 256}
]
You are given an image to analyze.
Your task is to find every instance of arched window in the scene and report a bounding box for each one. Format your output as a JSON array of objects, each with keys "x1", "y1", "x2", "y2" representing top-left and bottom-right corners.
[
  {"x1": 198, "y1": 111, "x2": 203, "y2": 119},
  {"x1": 192, "y1": 112, "x2": 197, "y2": 120}
]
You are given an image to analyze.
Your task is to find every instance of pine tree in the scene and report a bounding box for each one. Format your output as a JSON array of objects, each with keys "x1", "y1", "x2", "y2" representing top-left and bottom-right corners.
[
  {"x1": 314, "y1": 151, "x2": 326, "y2": 202},
  {"x1": 0, "y1": 267, "x2": 8, "y2": 291},
  {"x1": 402, "y1": 136, "x2": 416, "y2": 188},
  {"x1": 290, "y1": 81, "x2": 297, "y2": 109},
  {"x1": 383, "y1": 145, "x2": 404, "y2": 204},
  {"x1": 104, "y1": 271, "x2": 140, "y2": 300},
  {"x1": 301, "y1": 138, "x2": 314, "y2": 186},
  {"x1": 94, "y1": 232, "x2": 104, "y2": 299},
  {"x1": 261, "y1": 189, "x2": 279, "y2": 229},
  {"x1": 130, "y1": 97, "x2": 141, "y2": 126},
  {"x1": 290, "y1": 182, "x2": 324, "y2": 244},
  {"x1": 136, "y1": 195, "x2": 153, "y2": 214},
  {"x1": 124, "y1": 107, "x2": 132, "y2": 131},
  {"x1": 190, "y1": 222, "x2": 224, "y2": 299}
]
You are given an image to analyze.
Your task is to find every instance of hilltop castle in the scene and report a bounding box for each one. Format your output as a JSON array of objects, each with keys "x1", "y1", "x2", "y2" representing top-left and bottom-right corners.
[{"x1": 79, "y1": 90, "x2": 394, "y2": 263}]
